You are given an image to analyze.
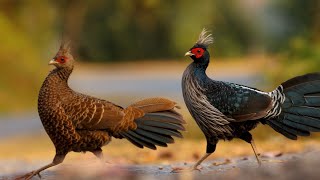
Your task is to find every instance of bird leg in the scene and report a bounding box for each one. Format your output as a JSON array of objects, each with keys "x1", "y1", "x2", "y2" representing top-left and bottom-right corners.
[
  {"x1": 171, "y1": 153, "x2": 212, "y2": 173},
  {"x1": 91, "y1": 148, "x2": 111, "y2": 164},
  {"x1": 192, "y1": 153, "x2": 212, "y2": 170},
  {"x1": 240, "y1": 132, "x2": 261, "y2": 166},
  {"x1": 250, "y1": 138, "x2": 262, "y2": 166},
  {"x1": 16, "y1": 154, "x2": 65, "y2": 180},
  {"x1": 171, "y1": 141, "x2": 216, "y2": 173}
]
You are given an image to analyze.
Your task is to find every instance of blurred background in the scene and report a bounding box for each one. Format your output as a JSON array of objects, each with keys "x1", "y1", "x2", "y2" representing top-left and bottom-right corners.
[{"x1": 1, "y1": 0, "x2": 320, "y2": 176}]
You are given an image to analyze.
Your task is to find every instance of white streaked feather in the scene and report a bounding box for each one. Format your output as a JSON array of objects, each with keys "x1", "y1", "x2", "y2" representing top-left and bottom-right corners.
[
  {"x1": 235, "y1": 84, "x2": 269, "y2": 95},
  {"x1": 196, "y1": 28, "x2": 214, "y2": 47},
  {"x1": 265, "y1": 85, "x2": 286, "y2": 119},
  {"x1": 182, "y1": 66, "x2": 234, "y2": 139},
  {"x1": 94, "y1": 104, "x2": 105, "y2": 126}
]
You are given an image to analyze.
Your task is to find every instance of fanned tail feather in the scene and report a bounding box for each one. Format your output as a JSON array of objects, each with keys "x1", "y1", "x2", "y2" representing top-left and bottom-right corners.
[
  {"x1": 266, "y1": 73, "x2": 320, "y2": 139},
  {"x1": 120, "y1": 98, "x2": 185, "y2": 150}
]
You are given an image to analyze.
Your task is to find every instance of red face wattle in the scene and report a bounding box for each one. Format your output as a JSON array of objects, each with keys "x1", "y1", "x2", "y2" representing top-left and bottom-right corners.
[
  {"x1": 191, "y1": 48, "x2": 205, "y2": 58},
  {"x1": 55, "y1": 56, "x2": 67, "y2": 64}
]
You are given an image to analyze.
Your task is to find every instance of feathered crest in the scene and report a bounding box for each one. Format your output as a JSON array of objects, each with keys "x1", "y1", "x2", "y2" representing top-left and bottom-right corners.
[
  {"x1": 59, "y1": 40, "x2": 71, "y2": 54},
  {"x1": 196, "y1": 28, "x2": 213, "y2": 47}
]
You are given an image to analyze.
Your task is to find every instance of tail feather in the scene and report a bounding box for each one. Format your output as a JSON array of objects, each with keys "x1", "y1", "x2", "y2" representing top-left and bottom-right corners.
[
  {"x1": 121, "y1": 133, "x2": 144, "y2": 148},
  {"x1": 285, "y1": 113, "x2": 320, "y2": 130},
  {"x1": 130, "y1": 97, "x2": 179, "y2": 113},
  {"x1": 127, "y1": 130, "x2": 169, "y2": 147},
  {"x1": 304, "y1": 96, "x2": 320, "y2": 106},
  {"x1": 138, "y1": 125, "x2": 183, "y2": 138},
  {"x1": 282, "y1": 73, "x2": 320, "y2": 90},
  {"x1": 267, "y1": 73, "x2": 320, "y2": 139},
  {"x1": 120, "y1": 98, "x2": 185, "y2": 150},
  {"x1": 282, "y1": 116, "x2": 320, "y2": 132},
  {"x1": 138, "y1": 117, "x2": 185, "y2": 131},
  {"x1": 266, "y1": 121, "x2": 298, "y2": 140},
  {"x1": 283, "y1": 106, "x2": 320, "y2": 118},
  {"x1": 121, "y1": 132, "x2": 157, "y2": 150},
  {"x1": 138, "y1": 112, "x2": 185, "y2": 124},
  {"x1": 284, "y1": 81, "x2": 320, "y2": 94},
  {"x1": 134, "y1": 128, "x2": 174, "y2": 143},
  {"x1": 273, "y1": 121, "x2": 310, "y2": 136}
]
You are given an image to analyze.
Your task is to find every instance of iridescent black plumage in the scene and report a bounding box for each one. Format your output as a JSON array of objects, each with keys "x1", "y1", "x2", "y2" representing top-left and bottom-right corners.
[{"x1": 178, "y1": 29, "x2": 320, "y2": 171}]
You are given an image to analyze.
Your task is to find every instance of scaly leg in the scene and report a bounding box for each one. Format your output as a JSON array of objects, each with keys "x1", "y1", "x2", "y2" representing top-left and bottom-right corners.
[
  {"x1": 250, "y1": 138, "x2": 262, "y2": 166},
  {"x1": 240, "y1": 132, "x2": 261, "y2": 166},
  {"x1": 16, "y1": 154, "x2": 66, "y2": 180},
  {"x1": 171, "y1": 141, "x2": 216, "y2": 173},
  {"x1": 190, "y1": 153, "x2": 212, "y2": 170}
]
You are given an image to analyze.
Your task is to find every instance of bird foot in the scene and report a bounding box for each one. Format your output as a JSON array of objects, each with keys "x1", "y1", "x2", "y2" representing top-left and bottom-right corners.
[
  {"x1": 171, "y1": 166, "x2": 202, "y2": 173},
  {"x1": 15, "y1": 171, "x2": 41, "y2": 180}
]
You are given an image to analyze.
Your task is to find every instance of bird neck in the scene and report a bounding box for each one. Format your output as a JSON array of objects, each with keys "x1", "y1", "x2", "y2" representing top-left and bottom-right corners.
[
  {"x1": 191, "y1": 52, "x2": 210, "y2": 70},
  {"x1": 190, "y1": 61, "x2": 209, "y2": 81},
  {"x1": 50, "y1": 66, "x2": 73, "y2": 83}
]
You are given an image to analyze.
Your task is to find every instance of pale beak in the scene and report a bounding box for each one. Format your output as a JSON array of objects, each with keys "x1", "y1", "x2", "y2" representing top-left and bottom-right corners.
[
  {"x1": 185, "y1": 51, "x2": 194, "y2": 56},
  {"x1": 48, "y1": 59, "x2": 58, "y2": 65}
]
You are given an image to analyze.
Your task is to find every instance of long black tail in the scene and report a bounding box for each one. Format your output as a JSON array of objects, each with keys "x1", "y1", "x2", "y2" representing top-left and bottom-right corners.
[{"x1": 266, "y1": 73, "x2": 320, "y2": 140}]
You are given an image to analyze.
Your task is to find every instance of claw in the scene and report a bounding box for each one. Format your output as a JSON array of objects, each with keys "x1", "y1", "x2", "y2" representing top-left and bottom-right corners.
[
  {"x1": 37, "y1": 172, "x2": 42, "y2": 179},
  {"x1": 15, "y1": 171, "x2": 37, "y2": 180}
]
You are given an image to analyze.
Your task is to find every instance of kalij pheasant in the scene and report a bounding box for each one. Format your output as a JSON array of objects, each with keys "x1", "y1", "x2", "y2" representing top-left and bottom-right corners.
[
  {"x1": 177, "y1": 29, "x2": 320, "y2": 171},
  {"x1": 19, "y1": 42, "x2": 185, "y2": 179}
]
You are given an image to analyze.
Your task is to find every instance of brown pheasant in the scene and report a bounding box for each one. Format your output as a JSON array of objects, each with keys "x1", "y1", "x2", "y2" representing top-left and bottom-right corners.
[{"x1": 19, "y1": 42, "x2": 185, "y2": 179}]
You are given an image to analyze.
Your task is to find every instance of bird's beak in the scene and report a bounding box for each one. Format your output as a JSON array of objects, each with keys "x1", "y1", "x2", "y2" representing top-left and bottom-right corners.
[
  {"x1": 185, "y1": 51, "x2": 194, "y2": 57},
  {"x1": 48, "y1": 59, "x2": 58, "y2": 65}
]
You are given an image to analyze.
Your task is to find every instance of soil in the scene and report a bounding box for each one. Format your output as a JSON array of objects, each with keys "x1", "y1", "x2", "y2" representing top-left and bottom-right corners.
[{"x1": 4, "y1": 149, "x2": 320, "y2": 180}]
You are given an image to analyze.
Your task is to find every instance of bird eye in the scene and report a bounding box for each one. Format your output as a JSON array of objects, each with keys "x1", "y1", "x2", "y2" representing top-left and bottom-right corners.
[
  {"x1": 60, "y1": 57, "x2": 65, "y2": 63},
  {"x1": 197, "y1": 49, "x2": 201, "y2": 53}
]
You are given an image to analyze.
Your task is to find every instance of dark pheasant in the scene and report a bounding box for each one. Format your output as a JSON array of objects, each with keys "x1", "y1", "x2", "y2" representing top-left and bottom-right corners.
[
  {"x1": 19, "y1": 42, "x2": 185, "y2": 179},
  {"x1": 177, "y1": 29, "x2": 320, "y2": 171}
]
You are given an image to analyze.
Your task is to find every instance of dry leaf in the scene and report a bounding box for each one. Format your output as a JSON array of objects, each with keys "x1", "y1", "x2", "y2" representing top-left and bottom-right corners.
[
  {"x1": 261, "y1": 151, "x2": 283, "y2": 158},
  {"x1": 212, "y1": 159, "x2": 231, "y2": 166}
]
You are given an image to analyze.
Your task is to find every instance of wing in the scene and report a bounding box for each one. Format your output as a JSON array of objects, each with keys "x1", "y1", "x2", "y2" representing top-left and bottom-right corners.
[
  {"x1": 61, "y1": 93, "x2": 125, "y2": 130},
  {"x1": 205, "y1": 82, "x2": 273, "y2": 122}
]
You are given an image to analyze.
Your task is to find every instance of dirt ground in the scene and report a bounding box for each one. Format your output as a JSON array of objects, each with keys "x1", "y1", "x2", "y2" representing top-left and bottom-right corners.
[{"x1": 3, "y1": 149, "x2": 320, "y2": 180}]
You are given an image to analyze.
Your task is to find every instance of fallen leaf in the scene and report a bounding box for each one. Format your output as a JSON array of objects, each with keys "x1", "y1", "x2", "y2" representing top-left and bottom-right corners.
[
  {"x1": 241, "y1": 157, "x2": 248, "y2": 161},
  {"x1": 212, "y1": 159, "x2": 231, "y2": 166},
  {"x1": 171, "y1": 167, "x2": 185, "y2": 171},
  {"x1": 261, "y1": 151, "x2": 283, "y2": 158},
  {"x1": 158, "y1": 151, "x2": 174, "y2": 159}
]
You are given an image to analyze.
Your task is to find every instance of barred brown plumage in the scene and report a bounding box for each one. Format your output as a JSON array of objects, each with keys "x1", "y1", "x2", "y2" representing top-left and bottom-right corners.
[{"x1": 18, "y1": 41, "x2": 185, "y2": 180}]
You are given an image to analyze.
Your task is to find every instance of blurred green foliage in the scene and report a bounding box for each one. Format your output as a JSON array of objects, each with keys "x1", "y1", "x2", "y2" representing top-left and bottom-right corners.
[
  {"x1": 265, "y1": 0, "x2": 320, "y2": 86},
  {"x1": 0, "y1": 0, "x2": 319, "y2": 112}
]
